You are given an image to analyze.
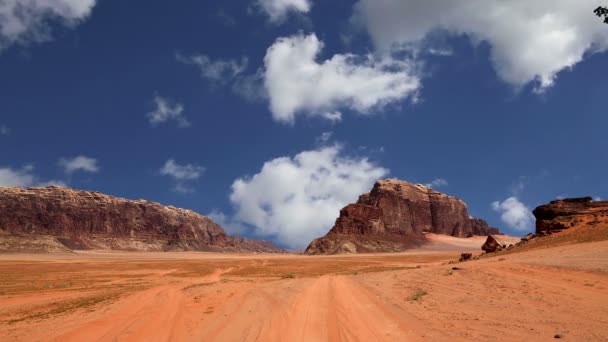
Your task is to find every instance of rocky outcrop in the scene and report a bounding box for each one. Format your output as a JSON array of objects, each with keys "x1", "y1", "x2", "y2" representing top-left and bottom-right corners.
[
  {"x1": 306, "y1": 179, "x2": 500, "y2": 254},
  {"x1": 0, "y1": 186, "x2": 283, "y2": 253},
  {"x1": 533, "y1": 197, "x2": 608, "y2": 234}
]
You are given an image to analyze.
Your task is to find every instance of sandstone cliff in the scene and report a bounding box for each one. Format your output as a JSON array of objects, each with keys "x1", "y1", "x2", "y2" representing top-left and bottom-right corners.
[
  {"x1": 533, "y1": 197, "x2": 608, "y2": 234},
  {"x1": 0, "y1": 186, "x2": 282, "y2": 253},
  {"x1": 306, "y1": 179, "x2": 499, "y2": 254}
]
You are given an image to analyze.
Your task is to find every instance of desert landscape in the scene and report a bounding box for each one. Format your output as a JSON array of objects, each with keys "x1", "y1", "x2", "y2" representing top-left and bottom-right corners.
[
  {"x1": 1, "y1": 232, "x2": 607, "y2": 341},
  {"x1": 2, "y1": 181, "x2": 608, "y2": 341},
  {"x1": 2, "y1": 2, "x2": 607, "y2": 341}
]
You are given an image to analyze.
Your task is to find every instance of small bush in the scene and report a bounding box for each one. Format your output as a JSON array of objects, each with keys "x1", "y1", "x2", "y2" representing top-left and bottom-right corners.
[
  {"x1": 408, "y1": 288, "x2": 428, "y2": 301},
  {"x1": 281, "y1": 273, "x2": 296, "y2": 279}
]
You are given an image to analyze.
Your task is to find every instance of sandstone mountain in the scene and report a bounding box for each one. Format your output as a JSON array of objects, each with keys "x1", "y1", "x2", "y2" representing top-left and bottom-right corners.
[
  {"x1": 306, "y1": 179, "x2": 500, "y2": 254},
  {"x1": 0, "y1": 186, "x2": 283, "y2": 253},
  {"x1": 533, "y1": 197, "x2": 608, "y2": 234}
]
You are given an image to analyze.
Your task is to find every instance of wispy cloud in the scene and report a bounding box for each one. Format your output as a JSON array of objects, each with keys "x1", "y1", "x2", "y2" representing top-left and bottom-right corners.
[
  {"x1": 59, "y1": 156, "x2": 100, "y2": 174},
  {"x1": 147, "y1": 95, "x2": 190, "y2": 128},
  {"x1": 176, "y1": 53, "x2": 248, "y2": 84},
  {"x1": 0, "y1": 165, "x2": 65, "y2": 187},
  {"x1": 159, "y1": 159, "x2": 205, "y2": 194},
  {"x1": 424, "y1": 178, "x2": 448, "y2": 188},
  {"x1": 0, "y1": 0, "x2": 97, "y2": 53}
]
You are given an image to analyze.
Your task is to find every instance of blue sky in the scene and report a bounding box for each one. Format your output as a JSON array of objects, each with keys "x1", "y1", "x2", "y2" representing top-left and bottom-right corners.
[{"x1": 1, "y1": 0, "x2": 607, "y2": 248}]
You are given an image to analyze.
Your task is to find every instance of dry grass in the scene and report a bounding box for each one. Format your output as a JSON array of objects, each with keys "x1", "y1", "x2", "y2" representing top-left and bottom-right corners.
[
  {"x1": 408, "y1": 288, "x2": 428, "y2": 301},
  {"x1": 5, "y1": 291, "x2": 122, "y2": 324},
  {"x1": 182, "y1": 282, "x2": 217, "y2": 290}
]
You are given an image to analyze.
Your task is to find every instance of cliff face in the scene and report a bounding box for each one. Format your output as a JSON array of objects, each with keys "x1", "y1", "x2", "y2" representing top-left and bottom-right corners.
[
  {"x1": 306, "y1": 179, "x2": 499, "y2": 255},
  {"x1": 533, "y1": 197, "x2": 608, "y2": 234},
  {"x1": 0, "y1": 186, "x2": 282, "y2": 253}
]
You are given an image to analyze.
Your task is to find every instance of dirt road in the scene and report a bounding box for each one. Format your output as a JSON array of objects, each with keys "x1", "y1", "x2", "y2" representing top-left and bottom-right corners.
[{"x1": 1, "y1": 240, "x2": 607, "y2": 341}]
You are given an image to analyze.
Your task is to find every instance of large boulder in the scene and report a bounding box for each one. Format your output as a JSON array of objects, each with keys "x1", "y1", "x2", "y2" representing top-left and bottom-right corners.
[
  {"x1": 0, "y1": 186, "x2": 283, "y2": 253},
  {"x1": 481, "y1": 235, "x2": 506, "y2": 253},
  {"x1": 306, "y1": 179, "x2": 500, "y2": 255}
]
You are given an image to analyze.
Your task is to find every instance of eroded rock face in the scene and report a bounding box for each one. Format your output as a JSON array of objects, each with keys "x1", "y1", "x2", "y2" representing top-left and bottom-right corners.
[
  {"x1": 306, "y1": 179, "x2": 500, "y2": 254},
  {"x1": 0, "y1": 186, "x2": 283, "y2": 253},
  {"x1": 533, "y1": 197, "x2": 608, "y2": 234}
]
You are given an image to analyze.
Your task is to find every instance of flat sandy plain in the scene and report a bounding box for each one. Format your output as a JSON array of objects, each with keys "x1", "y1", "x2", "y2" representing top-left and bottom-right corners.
[{"x1": 1, "y1": 234, "x2": 607, "y2": 341}]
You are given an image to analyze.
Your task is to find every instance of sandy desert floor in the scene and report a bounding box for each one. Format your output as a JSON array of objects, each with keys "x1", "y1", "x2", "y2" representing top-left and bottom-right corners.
[{"x1": 1, "y1": 235, "x2": 607, "y2": 342}]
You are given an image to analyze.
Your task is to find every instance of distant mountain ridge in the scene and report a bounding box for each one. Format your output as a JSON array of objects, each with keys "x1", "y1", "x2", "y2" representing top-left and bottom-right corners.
[
  {"x1": 306, "y1": 179, "x2": 500, "y2": 255},
  {"x1": 0, "y1": 186, "x2": 283, "y2": 253}
]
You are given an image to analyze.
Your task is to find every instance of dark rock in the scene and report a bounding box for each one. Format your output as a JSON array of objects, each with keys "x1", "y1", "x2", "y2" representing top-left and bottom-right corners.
[
  {"x1": 521, "y1": 233, "x2": 535, "y2": 241},
  {"x1": 481, "y1": 235, "x2": 505, "y2": 253},
  {"x1": 459, "y1": 253, "x2": 473, "y2": 261}
]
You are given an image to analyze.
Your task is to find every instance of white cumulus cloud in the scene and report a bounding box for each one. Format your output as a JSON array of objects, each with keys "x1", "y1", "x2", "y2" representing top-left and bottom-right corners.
[
  {"x1": 227, "y1": 145, "x2": 389, "y2": 248},
  {"x1": 492, "y1": 196, "x2": 534, "y2": 232},
  {"x1": 147, "y1": 95, "x2": 190, "y2": 128},
  {"x1": 263, "y1": 33, "x2": 421, "y2": 124},
  {"x1": 256, "y1": 0, "x2": 311, "y2": 23},
  {"x1": 59, "y1": 155, "x2": 99, "y2": 174},
  {"x1": 352, "y1": 0, "x2": 608, "y2": 91},
  {"x1": 0, "y1": 0, "x2": 97, "y2": 52}
]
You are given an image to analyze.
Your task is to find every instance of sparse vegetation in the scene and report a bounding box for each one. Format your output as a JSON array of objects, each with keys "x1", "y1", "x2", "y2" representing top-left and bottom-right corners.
[
  {"x1": 182, "y1": 282, "x2": 216, "y2": 290},
  {"x1": 281, "y1": 272, "x2": 296, "y2": 279},
  {"x1": 447, "y1": 269, "x2": 453, "y2": 275},
  {"x1": 6, "y1": 292, "x2": 120, "y2": 324},
  {"x1": 408, "y1": 288, "x2": 428, "y2": 301}
]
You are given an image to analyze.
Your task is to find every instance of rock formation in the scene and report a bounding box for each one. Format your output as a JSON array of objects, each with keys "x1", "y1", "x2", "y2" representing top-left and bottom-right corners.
[
  {"x1": 481, "y1": 235, "x2": 509, "y2": 253},
  {"x1": 533, "y1": 197, "x2": 608, "y2": 234},
  {"x1": 0, "y1": 186, "x2": 283, "y2": 253},
  {"x1": 306, "y1": 179, "x2": 500, "y2": 254}
]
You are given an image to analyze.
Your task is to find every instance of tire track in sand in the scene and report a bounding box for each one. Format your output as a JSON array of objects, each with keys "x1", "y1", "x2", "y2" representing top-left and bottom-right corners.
[{"x1": 204, "y1": 275, "x2": 436, "y2": 341}]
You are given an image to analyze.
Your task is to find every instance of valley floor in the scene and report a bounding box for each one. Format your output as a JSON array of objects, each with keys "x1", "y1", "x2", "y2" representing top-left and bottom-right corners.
[{"x1": 1, "y1": 239, "x2": 607, "y2": 341}]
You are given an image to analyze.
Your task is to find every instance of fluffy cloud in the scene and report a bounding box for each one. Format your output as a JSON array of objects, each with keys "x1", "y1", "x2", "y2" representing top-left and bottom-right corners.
[
  {"x1": 159, "y1": 159, "x2": 205, "y2": 194},
  {"x1": 147, "y1": 95, "x2": 190, "y2": 128},
  {"x1": 256, "y1": 0, "x2": 311, "y2": 22},
  {"x1": 176, "y1": 53, "x2": 248, "y2": 83},
  {"x1": 59, "y1": 155, "x2": 99, "y2": 174},
  {"x1": 263, "y1": 33, "x2": 420, "y2": 124},
  {"x1": 0, "y1": 0, "x2": 96, "y2": 52},
  {"x1": 227, "y1": 145, "x2": 389, "y2": 248},
  {"x1": 491, "y1": 197, "x2": 534, "y2": 232},
  {"x1": 424, "y1": 178, "x2": 448, "y2": 188},
  {"x1": 353, "y1": 0, "x2": 608, "y2": 90},
  {"x1": 0, "y1": 165, "x2": 65, "y2": 187}
]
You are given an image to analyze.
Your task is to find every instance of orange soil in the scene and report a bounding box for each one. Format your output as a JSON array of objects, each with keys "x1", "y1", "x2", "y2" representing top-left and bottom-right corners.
[{"x1": 1, "y1": 237, "x2": 607, "y2": 341}]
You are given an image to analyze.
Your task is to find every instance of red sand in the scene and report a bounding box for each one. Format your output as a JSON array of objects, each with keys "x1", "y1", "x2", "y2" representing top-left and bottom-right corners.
[{"x1": 1, "y1": 237, "x2": 607, "y2": 341}]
